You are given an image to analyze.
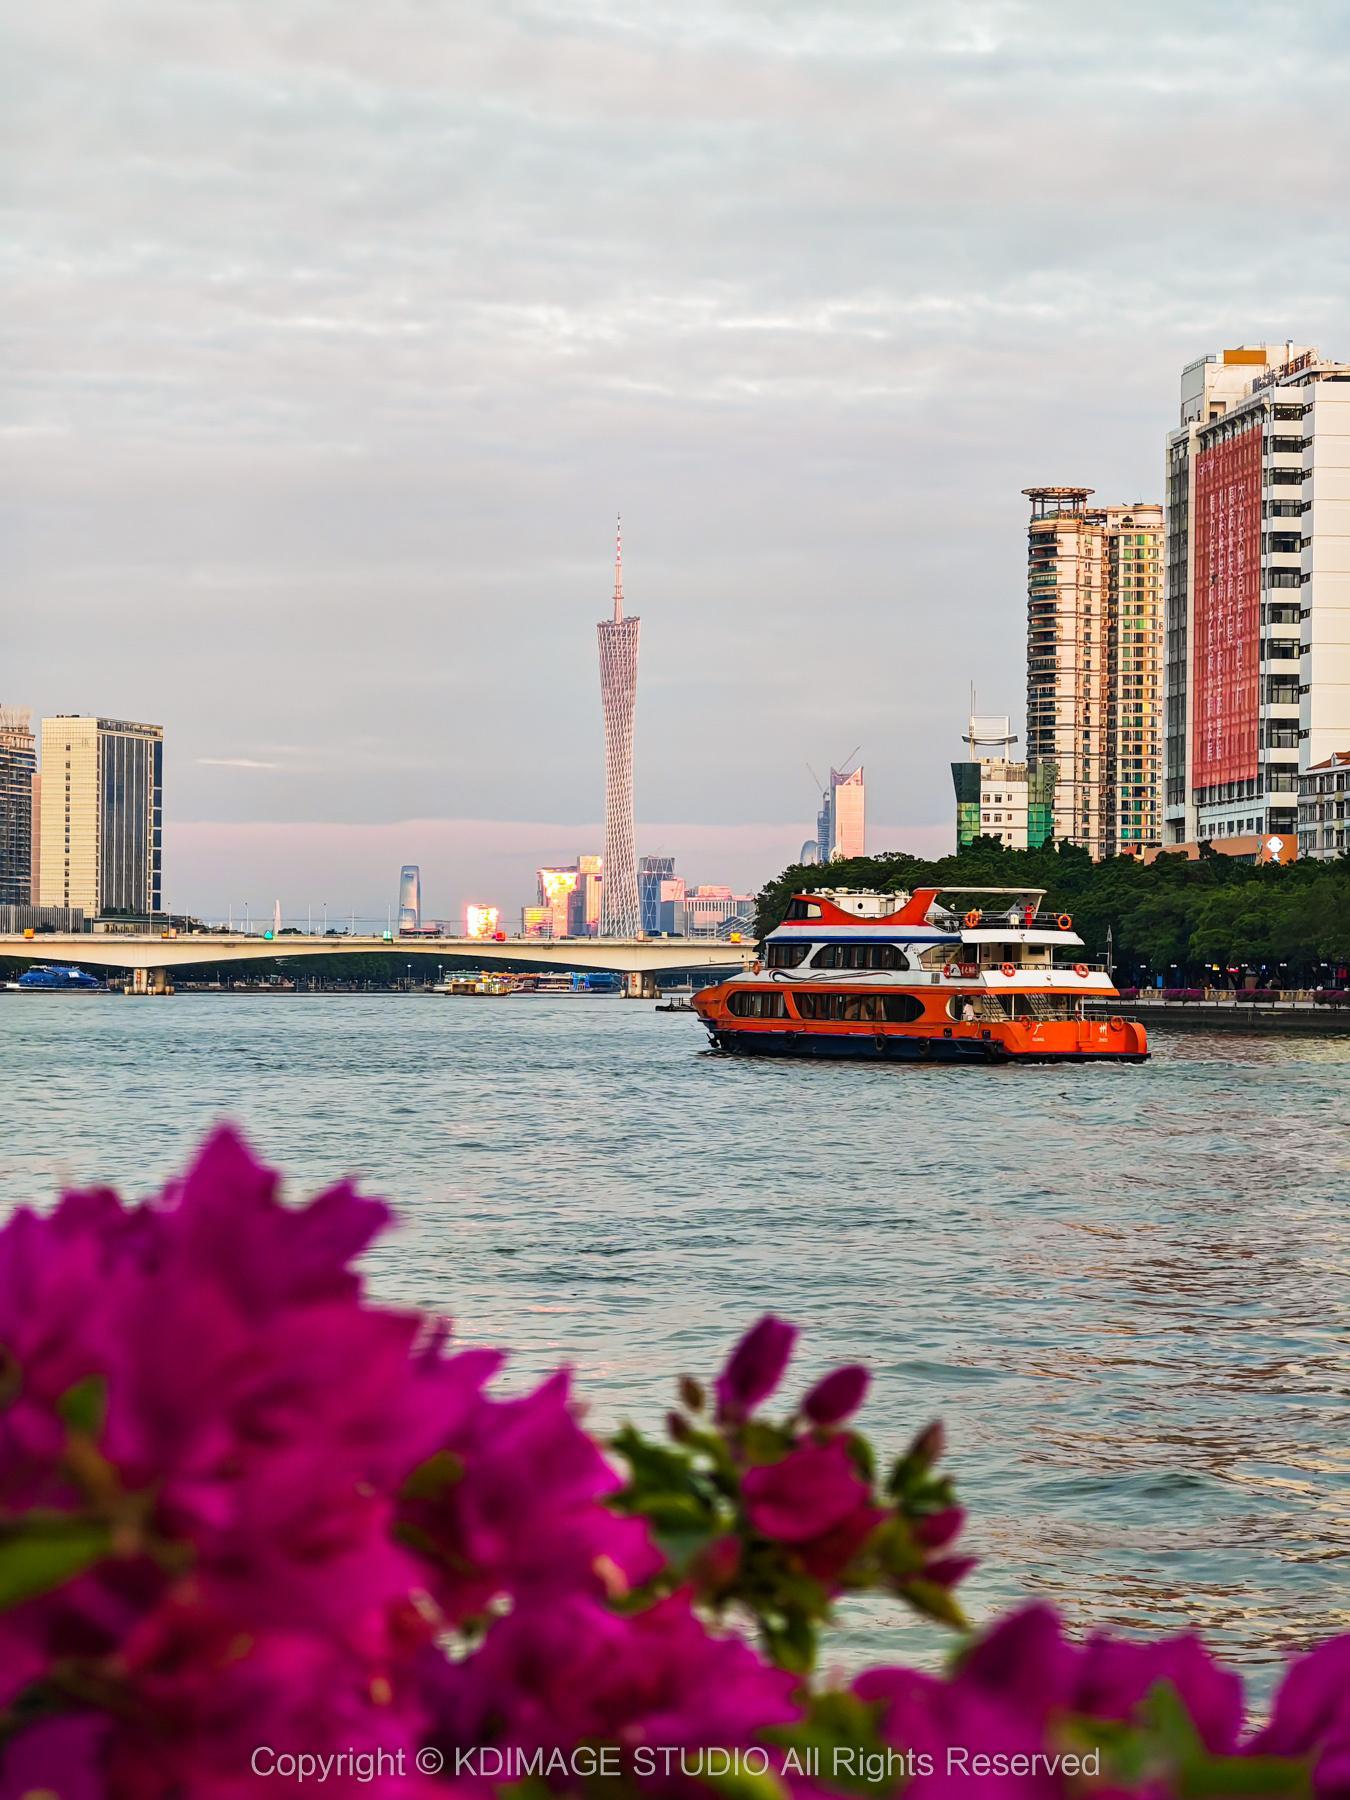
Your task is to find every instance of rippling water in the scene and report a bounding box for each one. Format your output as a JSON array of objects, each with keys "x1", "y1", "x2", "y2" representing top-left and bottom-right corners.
[{"x1": 3, "y1": 992, "x2": 1347, "y2": 1694}]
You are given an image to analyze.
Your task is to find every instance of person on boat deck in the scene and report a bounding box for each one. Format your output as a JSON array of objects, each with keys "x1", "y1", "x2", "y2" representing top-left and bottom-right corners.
[
  {"x1": 1005, "y1": 903, "x2": 1022, "y2": 926},
  {"x1": 960, "y1": 998, "x2": 977, "y2": 1024}
]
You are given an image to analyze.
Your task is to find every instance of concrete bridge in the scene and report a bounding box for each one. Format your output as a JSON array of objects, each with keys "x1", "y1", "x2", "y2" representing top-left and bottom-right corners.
[{"x1": 0, "y1": 933, "x2": 756, "y2": 994}]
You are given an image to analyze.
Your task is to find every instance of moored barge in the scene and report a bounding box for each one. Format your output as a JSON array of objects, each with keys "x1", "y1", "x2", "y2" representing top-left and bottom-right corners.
[{"x1": 693, "y1": 887, "x2": 1147, "y2": 1065}]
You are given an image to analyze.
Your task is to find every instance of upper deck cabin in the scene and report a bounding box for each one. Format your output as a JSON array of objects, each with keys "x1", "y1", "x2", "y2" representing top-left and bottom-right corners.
[{"x1": 768, "y1": 887, "x2": 1092, "y2": 977}]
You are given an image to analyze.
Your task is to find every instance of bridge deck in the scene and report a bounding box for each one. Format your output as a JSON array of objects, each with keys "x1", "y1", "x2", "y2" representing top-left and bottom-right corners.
[{"x1": 0, "y1": 934, "x2": 755, "y2": 975}]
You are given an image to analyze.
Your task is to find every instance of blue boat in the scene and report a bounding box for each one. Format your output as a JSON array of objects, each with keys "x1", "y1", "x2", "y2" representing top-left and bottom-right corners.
[{"x1": 13, "y1": 964, "x2": 103, "y2": 991}]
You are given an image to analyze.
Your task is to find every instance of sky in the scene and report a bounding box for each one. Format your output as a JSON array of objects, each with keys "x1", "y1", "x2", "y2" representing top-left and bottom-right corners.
[{"x1": 6, "y1": 0, "x2": 1350, "y2": 924}]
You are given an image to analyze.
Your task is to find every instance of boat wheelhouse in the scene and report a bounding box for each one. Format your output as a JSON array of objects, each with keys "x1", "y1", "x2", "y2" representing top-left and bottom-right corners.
[{"x1": 692, "y1": 887, "x2": 1147, "y2": 1064}]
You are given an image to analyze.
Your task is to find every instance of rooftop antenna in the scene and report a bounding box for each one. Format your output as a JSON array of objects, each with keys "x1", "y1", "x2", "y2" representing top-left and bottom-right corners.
[{"x1": 612, "y1": 514, "x2": 623, "y2": 622}]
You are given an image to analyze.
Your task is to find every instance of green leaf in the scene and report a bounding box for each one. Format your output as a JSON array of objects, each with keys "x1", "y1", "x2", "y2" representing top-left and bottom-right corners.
[
  {"x1": 400, "y1": 1449, "x2": 463, "y2": 1502},
  {"x1": 1176, "y1": 1756, "x2": 1310, "y2": 1799},
  {"x1": 0, "y1": 1515, "x2": 111, "y2": 1611},
  {"x1": 57, "y1": 1374, "x2": 107, "y2": 1440},
  {"x1": 897, "y1": 1576, "x2": 969, "y2": 1629},
  {"x1": 612, "y1": 1425, "x2": 703, "y2": 1498}
]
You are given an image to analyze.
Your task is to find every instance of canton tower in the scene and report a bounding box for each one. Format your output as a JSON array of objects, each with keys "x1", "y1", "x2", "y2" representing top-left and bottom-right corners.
[{"x1": 597, "y1": 519, "x2": 641, "y2": 936}]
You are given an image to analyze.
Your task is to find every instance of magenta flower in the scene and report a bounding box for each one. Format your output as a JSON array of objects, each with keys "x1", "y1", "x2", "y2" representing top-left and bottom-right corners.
[
  {"x1": 714, "y1": 1315, "x2": 797, "y2": 1422},
  {"x1": 0, "y1": 1712, "x2": 108, "y2": 1800},
  {"x1": 801, "y1": 1364, "x2": 869, "y2": 1426},
  {"x1": 425, "y1": 1592, "x2": 799, "y2": 1780},
  {"x1": 1246, "y1": 1635, "x2": 1350, "y2": 1796},
  {"x1": 400, "y1": 1368, "x2": 661, "y2": 1625},
  {"x1": 743, "y1": 1438, "x2": 885, "y2": 1584}
]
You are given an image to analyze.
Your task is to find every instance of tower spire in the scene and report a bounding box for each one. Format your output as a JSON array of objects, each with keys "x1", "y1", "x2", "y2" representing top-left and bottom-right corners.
[{"x1": 613, "y1": 514, "x2": 623, "y2": 621}]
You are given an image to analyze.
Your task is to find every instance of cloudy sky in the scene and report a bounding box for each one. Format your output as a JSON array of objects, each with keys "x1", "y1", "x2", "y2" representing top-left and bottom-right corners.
[{"x1": 6, "y1": 0, "x2": 1350, "y2": 923}]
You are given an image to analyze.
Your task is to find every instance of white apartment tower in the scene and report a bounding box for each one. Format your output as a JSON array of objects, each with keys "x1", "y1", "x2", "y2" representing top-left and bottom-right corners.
[{"x1": 1165, "y1": 344, "x2": 1350, "y2": 847}]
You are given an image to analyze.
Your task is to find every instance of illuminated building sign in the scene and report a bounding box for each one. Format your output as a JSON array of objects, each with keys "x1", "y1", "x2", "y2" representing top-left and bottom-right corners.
[{"x1": 464, "y1": 904, "x2": 500, "y2": 939}]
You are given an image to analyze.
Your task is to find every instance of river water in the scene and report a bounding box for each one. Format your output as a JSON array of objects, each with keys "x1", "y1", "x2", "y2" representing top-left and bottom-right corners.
[{"x1": 2, "y1": 993, "x2": 1346, "y2": 1696}]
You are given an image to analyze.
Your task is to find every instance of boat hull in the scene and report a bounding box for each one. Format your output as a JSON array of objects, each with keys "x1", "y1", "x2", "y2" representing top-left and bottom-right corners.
[{"x1": 704, "y1": 1026, "x2": 1146, "y2": 1064}]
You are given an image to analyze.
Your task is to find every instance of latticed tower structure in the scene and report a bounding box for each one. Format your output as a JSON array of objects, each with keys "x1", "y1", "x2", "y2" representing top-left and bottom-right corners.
[{"x1": 597, "y1": 521, "x2": 641, "y2": 936}]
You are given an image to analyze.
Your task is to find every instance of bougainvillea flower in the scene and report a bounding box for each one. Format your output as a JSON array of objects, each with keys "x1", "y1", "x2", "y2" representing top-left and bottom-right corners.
[
  {"x1": 801, "y1": 1364, "x2": 870, "y2": 1427},
  {"x1": 714, "y1": 1315, "x2": 797, "y2": 1422}
]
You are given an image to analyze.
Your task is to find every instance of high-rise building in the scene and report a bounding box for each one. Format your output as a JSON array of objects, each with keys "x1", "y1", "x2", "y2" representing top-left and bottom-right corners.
[
  {"x1": 39, "y1": 716, "x2": 163, "y2": 917},
  {"x1": 683, "y1": 886, "x2": 755, "y2": 937},
  {"x1": 816, "y1": 765, "x2": 865, "y2": 860},
  {"x1": 537, "y1": 867, "x2": 580, "y2": 937},
  {"x1": 950, "y1": 712, "x2": 1054, "y2": 851},
  {"x1": 1164, "y1": 344, "x2": 1350, "y2": 847},
  {"x1": 397, "y1": 865, "x2": 421, "y2": 933},
  {"x1": 570, "y1": 853, "x2": 603, "y2": 936},
  {"x1": 1024, "y1": 489, "x2": 1164, "y2": 858},
  {"x1": 638, "y1": 854, "x2": 675, "y2": 934},
  {"x1": 597, "y1": 522, "x2": 640, "y2": 935},
  {"x1": 0, "y1": 706, "x2": 37, "y2": 906}
]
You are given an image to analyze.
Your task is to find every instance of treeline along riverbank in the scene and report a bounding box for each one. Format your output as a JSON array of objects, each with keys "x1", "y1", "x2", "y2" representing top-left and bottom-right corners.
[{"x1": 755, "y1": 840, "x2": 1350, "y2": 990}]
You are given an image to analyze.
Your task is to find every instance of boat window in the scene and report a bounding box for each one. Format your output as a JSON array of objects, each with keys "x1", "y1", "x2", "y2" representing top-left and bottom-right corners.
[
  {"x1": 919, "y1": 943, "x2": 961, "y2": 969},
  {"x1": 727, "y1": 989, "x2": 788, "y2": 1018},
  {"x1": 813, "y1": 942, "x2": 910, "y2": 971},
  {"x1": 784, "y1": 899, "x2": 823, "y2": 920},
  {"x1": 792, "y1": 992, "x2": 924, "y2": 1023},
  {"x1": 764, "y1": 941, "x2": 812, "y2": 969}
]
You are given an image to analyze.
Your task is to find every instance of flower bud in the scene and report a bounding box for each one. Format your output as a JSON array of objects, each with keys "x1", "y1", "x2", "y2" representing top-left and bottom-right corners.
[
  {"x1": 714, "y1": 1315, "x2": 797, "y2": 1422},
  {"x1": 802, "y1": 1364, "x2": 869, "y2": 1426}
]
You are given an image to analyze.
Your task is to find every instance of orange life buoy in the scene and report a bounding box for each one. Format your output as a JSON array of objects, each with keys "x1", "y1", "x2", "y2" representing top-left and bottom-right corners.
[
  {"x1": 1108, "y1": 1015, "x2": 1126, "y2": 1031},
  {"x1": 1000, "y1": 962, "x2": 1016, "y2": 978},
  {"x1": 1057, "y1": 913, "x2": 1072, "y2": 930},
  {"x1": 964, "y1": 910, "x2": 981, "y2": 928},
  {"x1": 1074, "y1": 963, "x2": 1089, "y2": 978},
  {"x1": 942, "y1": 964, "x2": 961, "y2": 979}
]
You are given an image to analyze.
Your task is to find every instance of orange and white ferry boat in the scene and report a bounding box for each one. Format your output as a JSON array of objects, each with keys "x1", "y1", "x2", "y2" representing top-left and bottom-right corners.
[{"x1": 693, "y1": 886, "x2": 1148, "y2": 1065}]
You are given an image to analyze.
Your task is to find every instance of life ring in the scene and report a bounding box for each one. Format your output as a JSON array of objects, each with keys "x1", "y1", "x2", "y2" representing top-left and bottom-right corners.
[
  {"x1": 1057, "y1": 913, "x2": 1073, "y2": 930},
  {"x1": 964, "y1": 910, "x2": 981, "y2": 928},
  {"x1": 1108, "y1": 1015, "x2": 1126, "y2": 1031},
  {"x1": 1074, "y1": 963, "x2": 1089, "y2": 978},
  {"x1": 1000, "y1": 962, "x2": 1016, "y2": 978}
]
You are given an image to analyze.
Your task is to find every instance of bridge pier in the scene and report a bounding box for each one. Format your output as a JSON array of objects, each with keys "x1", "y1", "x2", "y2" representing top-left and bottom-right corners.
[
  {"x1": 622, "y1": 971, "x2": 660, "y2": 1000},
  {"x1": 128, "y1": 967, "x2": 173, "y2": 996}
]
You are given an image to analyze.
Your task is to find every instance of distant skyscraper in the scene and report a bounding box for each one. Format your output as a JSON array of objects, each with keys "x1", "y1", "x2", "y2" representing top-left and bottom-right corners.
[
  {"x1": 638, "y1": 854, "x2": 675, "y2": 934},
  {"x1": 817, "y1": 765, "x2": 865, "y2": 860},
  {"x1": 571, "y1": 853, "x2": 603, "y2": 935},
  {"x1": 398, "y1": 866, "x2": 421, "y2": 932},
  {"x1": 39, "y1": 716, "x2": 162, "y2": 916},
  {"x1": 597, "y1": 521, "x2": 640, "y2": 935},
  {"x1": 0, "y1": 706, "x2": 36, "y2": 906},
  {"x1": 537, "y1": 867, "x2": 580, "y2": 937}
]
